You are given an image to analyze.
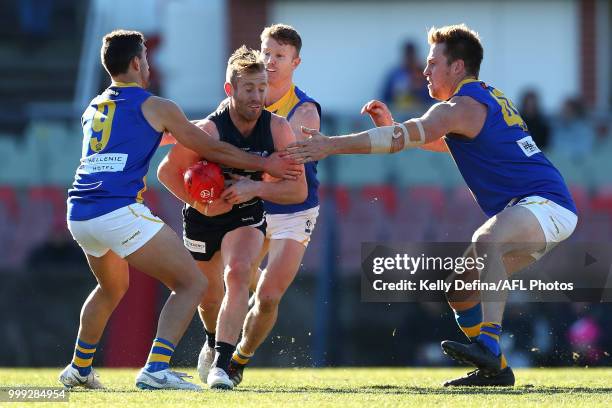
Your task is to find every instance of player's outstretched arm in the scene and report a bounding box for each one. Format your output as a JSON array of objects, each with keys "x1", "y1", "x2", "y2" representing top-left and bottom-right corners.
[
  {"x1": 143, "y1": 96, "x2": 301, "y2": 179},
  {"x1": 361, "y1": 100, "x2": 448, "y2": 153},
  {"x1": 222, "y1": 117, "x2": 307, "y2": 205},
  {"x1": 286, "y1": 97, "x2": 484, "y2": 163}
]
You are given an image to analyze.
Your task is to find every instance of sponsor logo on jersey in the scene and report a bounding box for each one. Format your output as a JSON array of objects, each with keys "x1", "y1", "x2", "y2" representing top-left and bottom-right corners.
[{"x1": 516, "y1": 136, "x2": 541, "y2": 157}]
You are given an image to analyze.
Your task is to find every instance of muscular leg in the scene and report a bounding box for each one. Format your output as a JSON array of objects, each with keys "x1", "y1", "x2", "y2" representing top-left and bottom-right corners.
[
  {"x1": 126, "y1": 225, "x2": 207, "y2": 345},
  {"x1": 77, "y1": 250, "x2": 130, "y2": 345},
  {"x1": 442, "y1": 205, "x2": 546, "y2": 377},
  {"x1": 249, "y1": 239, "x2": 269, "y2": 293},
  {"x1": 471, "y1": 205, "x2": 545, "y2": 324},
  {"x1": 196, "y1": 252, "x2": 224, "y2": 333},
  {"x1": 239, "y1": 238, "x2": 306, "y2": 355},
  {"x1": 215, "y1": 227, "x2": 264, "y2": 346}
]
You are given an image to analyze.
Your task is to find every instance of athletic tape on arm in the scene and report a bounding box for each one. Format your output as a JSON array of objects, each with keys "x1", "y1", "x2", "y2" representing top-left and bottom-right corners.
[{"x1": 367, "y1": 120, "x2": 425, "y2": 153}]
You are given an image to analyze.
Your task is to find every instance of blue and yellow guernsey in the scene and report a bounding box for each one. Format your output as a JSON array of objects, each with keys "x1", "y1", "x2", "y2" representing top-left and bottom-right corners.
[
  {"x1": 264, "y1": 84, "x2": 321, "y2": 214},
  {"x1": 444, "y1": 79, "x2": 576, "y2": 217},
  {"x1": 67, "y1": 82, "x2": 162, "y2": 221}
]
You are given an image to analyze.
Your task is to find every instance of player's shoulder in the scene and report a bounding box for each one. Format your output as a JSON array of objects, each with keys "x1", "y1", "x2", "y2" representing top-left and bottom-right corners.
[
  {"x1": 446, "y1": 95, "x2": 487, "y2": 116},
  {"x1": 294, "y1": 101, "x2": 319, "y2": 117},
  {"x1": 142, "y1": 95, "x2": 180, "y2": 115},
  {"x1": 289, "y1": 101, "x2": 320, "y2": 129}
]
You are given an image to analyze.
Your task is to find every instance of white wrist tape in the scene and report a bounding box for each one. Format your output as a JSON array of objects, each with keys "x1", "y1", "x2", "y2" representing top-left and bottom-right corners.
[{"x1": 367, "y1": 120, "x2": 426, "y2": 153}]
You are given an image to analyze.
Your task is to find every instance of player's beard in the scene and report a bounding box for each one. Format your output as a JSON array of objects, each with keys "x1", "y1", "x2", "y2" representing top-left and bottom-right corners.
[{"x1": 235, "y1": 100, "x2": 262, "y2": 123}]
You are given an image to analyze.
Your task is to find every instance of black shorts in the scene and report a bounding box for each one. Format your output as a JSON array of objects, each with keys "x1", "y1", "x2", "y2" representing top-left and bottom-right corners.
[{"x1": 182, "y1": 200, "x2": 266, "y2": 262}]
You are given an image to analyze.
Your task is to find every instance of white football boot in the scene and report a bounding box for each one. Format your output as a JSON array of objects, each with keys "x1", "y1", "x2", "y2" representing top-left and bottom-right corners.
[
  {"x1": 207, "y1": 367, "x2": 234, "y2": 390},
  {"x1": 135, "y1": 368, "x2": 201, "y2": 391},
  {"x1": 197, "y1": 342, "x2": 215, "y2": 383},
  {"x1": 59, "y1": 364, "x2": 104, "y2": 389}
]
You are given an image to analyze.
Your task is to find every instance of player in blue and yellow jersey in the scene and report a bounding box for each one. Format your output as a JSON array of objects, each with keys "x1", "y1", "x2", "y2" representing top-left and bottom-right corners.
[
  {"x1": 60, "y1": 30, "x2": 300, "y2": 391},
  {"x1": 222, "y1": 24, "x2": 322, "y2": 387},
  {"x1": 287, "y1": 24, "x2": 577, "y2": 387}
]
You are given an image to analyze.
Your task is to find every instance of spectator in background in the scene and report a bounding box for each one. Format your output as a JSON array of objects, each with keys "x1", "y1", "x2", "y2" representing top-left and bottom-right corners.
[
  {"x1": 520, "y1": 89, "x2": 550, "y2": 151},
  {"x1": 550, "y1": 97, "x2": 595, "y2": 160},
  {"x1": 381, "y1": 41, "x2": 432, "y2": 117}
]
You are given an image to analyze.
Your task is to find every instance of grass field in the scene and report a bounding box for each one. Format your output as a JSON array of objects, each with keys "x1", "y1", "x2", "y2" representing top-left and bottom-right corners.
[{"x1": 1, "y1": 367, "x2": 611, "y2": 407}]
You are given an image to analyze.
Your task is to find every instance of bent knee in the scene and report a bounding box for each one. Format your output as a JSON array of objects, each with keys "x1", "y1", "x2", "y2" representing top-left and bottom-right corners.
[
  {"x1": 100, "y1": 280, "x2": 129, "y2": 304},
  {"x1": 200, "y1": 286, "x2": 224, "y2": 308},
  {"x1": 174, "y1": 270, "x2": 207, "y2": 296},
  {"x1": 256, "y1": 291, "x2": 283, "y2": 313},
  {"x1": 225, "y1": 260, "x2": 255, "y2": 284},
  {"x1": 472, "y1": 230, "x2": 505, "y2": 255}
]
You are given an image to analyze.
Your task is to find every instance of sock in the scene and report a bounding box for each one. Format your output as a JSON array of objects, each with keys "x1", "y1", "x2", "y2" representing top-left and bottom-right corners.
[
  {"x1": 231, "y1": 344, "x2": 254, "y2": 366},
  {"x1": 477, "y1": 322, "x2": 502, "y2": 357},
  {"x1": 145, "y1": 337, "x2": 175, "y2": 373},
  {"x1": 71, "y1": 338, "x2": 97, "y2": 377},
  {"x1": 212, "y1": 342, "x2": 236, "y2": 371},
  {"x1": 454, "y1": 302, "x2": 483, "y2": 340},
  {"x1": 453, "y1": 304, "x2": 507, "y2": 369},
  {"x1": 204, "y1": 329, "x2": 216, "y2": 349}
]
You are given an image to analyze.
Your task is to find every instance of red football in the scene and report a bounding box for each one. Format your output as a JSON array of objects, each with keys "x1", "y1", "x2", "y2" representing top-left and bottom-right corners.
[{"x1": 183, "y1": 160, "x2": 225, "y2": 203}]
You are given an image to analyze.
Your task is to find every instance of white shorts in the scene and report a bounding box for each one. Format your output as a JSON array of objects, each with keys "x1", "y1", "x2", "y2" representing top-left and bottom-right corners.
[
  {"x1": 514, "y1": 195, "x2": 578, "y2": 259},
  {"x1": 265, "y1": 206, "x2": 319, "y2": 246},
  {"x1": 67, "y1": 203, "x2": 165, "y2": 258}
]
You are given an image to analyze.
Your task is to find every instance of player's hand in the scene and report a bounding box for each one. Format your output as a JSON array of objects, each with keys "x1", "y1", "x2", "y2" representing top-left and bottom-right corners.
[
  {"x1": 285, "y1": 127, "x2": 331, "y2": 163},
  {"x1": 197, "y1": 197, "x2": 233, "y2": 217},
  {"x1": 221, "y1": 175, "x2": 260, "y2": 205},
  {"x1": 361, "y1": 100, "x2": 394, "y2": 127},
  {"x1": 264, "y1": 151, "x2": 302, "y2": 180}
]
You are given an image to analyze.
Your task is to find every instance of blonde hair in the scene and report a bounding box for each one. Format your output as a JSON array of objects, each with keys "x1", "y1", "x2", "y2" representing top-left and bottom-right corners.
[
  {"x1": 226, "y1": 45, "x2": 265, "y2": 86},
  {"x1": 427, "y1": 24, "x2": 483, "y2": 77}
]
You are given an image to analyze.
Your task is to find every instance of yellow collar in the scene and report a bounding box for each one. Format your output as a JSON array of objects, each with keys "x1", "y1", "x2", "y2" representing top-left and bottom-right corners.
[
  {"x1": 452, "y1": 77, "x2": 480, "y2": 96},
  {"x1": 266, "y1": 84, "x2": 295, "y2": 112},
  {"x1": 111, "y1": 81, "x2": 141, "y2": 88}
]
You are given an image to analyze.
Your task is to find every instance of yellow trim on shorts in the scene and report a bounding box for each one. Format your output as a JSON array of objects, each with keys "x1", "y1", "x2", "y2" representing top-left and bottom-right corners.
[
  {"x1": 520, "y1": 199, "x2": 550, "y2": 206},
  {"x1": 141, "y1": 214, "x2": 163, "y2": 223},
  {"x1": 128, "y1": 205, "x2": 163, "y2": 223}
]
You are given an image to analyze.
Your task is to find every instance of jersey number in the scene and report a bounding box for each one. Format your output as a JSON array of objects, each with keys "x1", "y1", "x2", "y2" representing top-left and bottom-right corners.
[
  {"x1": 89, "y1": 101, "x2": 116, "y2": 152},
  {"x1": 489, "y1": 88, "x2": 527, "y2": 131}
]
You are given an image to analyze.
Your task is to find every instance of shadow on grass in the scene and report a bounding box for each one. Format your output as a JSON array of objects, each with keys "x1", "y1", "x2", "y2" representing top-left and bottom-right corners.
[
  {"x1": 70, "y1": 385, "x2": 612, "y2": 396},
  {"x1": 233, "y1": 385, "x2": 612, "y2": 395}
]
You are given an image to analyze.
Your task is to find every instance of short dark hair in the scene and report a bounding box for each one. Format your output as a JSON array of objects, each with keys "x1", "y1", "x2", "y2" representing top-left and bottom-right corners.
[
  {"x1": 260, "y1": 24, "x2": 302, "y2": 56},
  {"x1": 427, "y1": 24, "x2": 483, "y2": 77},
  {"x1": 101, "y1": 29, "x2": 145, "y2": 76}
]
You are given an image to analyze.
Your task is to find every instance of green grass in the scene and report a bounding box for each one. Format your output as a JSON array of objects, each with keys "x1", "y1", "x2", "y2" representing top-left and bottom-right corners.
[{"x1": 1, "y1": 367, "x2": 611, "y2": 407}]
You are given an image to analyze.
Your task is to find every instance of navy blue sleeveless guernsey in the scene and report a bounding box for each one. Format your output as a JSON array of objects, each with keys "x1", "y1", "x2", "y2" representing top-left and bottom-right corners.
[
  {"x1": 264, "y1": 85, "x2": 321, "y2": 214},
  {"x1": 67, "y1": 82, "x2": 162, "y2": 221},
  {"x1": 444, "y1": 79, "x2": 576, "y2": 217}
]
